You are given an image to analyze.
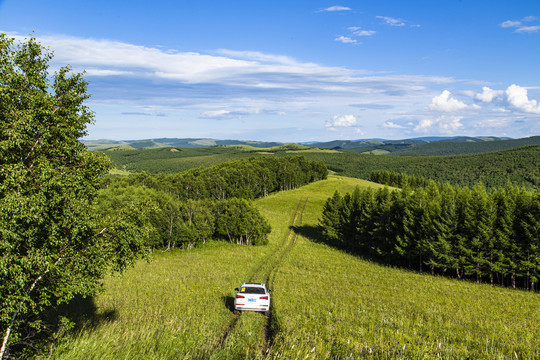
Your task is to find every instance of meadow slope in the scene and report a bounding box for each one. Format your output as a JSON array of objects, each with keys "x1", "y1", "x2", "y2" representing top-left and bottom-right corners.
[{"x1": 51, "y1": 175, "x2": 540, "y2": 359}]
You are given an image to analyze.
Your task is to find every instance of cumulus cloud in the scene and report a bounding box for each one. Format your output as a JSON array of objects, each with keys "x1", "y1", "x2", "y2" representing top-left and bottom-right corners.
[
  {"x1": 414, "y1": 116, "x2": 464, "y2": 133},
  {"x1": 377, "y1": 16, "x2": 406, "y2": 27},
  {"x1": 326, "y1": 114, "x2": 358, "y2": 128},
  {"x1": 505, "y1": 84, "x2": 540, "y2": 114},
  {"x1": 476, "y1": 86, "x2": 504, "y2": 103},
  {"x1": 322, "y1": 5, "x2": 351, "y2": 12},
  {"x1": 429, "y1": 90, "x2": 469, "y2": 112}
]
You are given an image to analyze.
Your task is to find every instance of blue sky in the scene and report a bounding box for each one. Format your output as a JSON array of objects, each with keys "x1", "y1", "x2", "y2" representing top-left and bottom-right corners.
[{"x1": 1, "y1": 0, "x2": 539, "y2": 141}]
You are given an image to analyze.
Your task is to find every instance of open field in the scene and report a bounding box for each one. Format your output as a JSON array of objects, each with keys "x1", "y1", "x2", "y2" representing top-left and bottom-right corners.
[{"x1": 50, "y1": 175, "x2": 540, "y2": 359}]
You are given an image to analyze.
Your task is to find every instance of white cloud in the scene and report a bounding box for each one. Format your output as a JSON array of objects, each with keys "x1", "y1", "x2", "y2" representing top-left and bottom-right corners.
[
  {"x1": 515, "y1": 25, "x2": 540, "y2": 33},
  {"x1": 500, "y1": 17, "x2": 540, "y2": 33},
  {"x1": 199, "y1": 107, "x2": 263, "y2": 119},
  {"x1": 476, "y1": 86, "x2": 504, "y2": 103},
  {"x1": 200, "y1": 110, "x2": 232, "y2": 118},
  {"x1": 505, "y1": 84, "x2": 540, "y2": 114},
  {"x1": 13, "y1": 33, "x2": 378, "y2": 87},
  {"x1": 414, "y1": 116, "x2": 464, "y2": 133},
  {"x1": 322, "y1": 6, "x2": 351, "y2": 12},
  {"x1": 429, "y1": 90, "x2": 468, "y2": 112},
  {"x1": 326, "y1": 114, "x2": 358, "y2": 128},
  {"x1": 337, "y1": 28, "x2": 376, "y2": 45},
  {"x1": 501, "y1": 20, "x2": 521, "y2": 28},
  {"x1": 377, "y1": 16, "x2": 406, "y2": 27},
  {"x1": 383, "y1": 121, "x2": 406, "y2": 129},
  {"x1": 352, "y1": 29, "x2": 376, "y2": 37},
  {"x1": 335, "y1": 36, "x2": 357, "y2": 44},
  {"x1": 84, "y1": 69, "x2": 134, "y2": 76},
  {"x1": 214, "y1": 49, "x2": 298, "y2": 65}
]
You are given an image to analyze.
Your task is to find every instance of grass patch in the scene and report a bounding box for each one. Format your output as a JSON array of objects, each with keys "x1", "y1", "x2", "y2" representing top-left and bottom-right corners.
[{"x1": 50, "y1": 175, "x2": 540, "y2": 359}]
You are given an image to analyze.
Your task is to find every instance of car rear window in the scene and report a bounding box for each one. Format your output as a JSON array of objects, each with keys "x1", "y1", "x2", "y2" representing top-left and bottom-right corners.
[{"x1": 240, "y1": 287, "x2": 266, "y2": 294}]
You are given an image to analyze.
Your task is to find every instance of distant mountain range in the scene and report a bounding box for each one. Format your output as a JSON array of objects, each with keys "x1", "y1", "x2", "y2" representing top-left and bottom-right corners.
[
  {"x1": 82, "y1": 138, "x2": 285, "y2": 151},
  {"x1": 82, "y1": 136, "x2": 540, "y2": 156}
]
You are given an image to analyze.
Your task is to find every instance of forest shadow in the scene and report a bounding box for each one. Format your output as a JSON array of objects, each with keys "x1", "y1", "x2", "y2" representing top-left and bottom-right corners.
[
  {"x1": 290, "y1": 224, "x2": 324, "y2": 243},
  {"x1": 46, "y1": 294, "x2": 118, "y2": 332},
  {"x1": 10, "y1": 295, "x2": 118, "y2": 357},
  {"x1": 290, "y1": 224, "x2": 382, "y2": 265}
]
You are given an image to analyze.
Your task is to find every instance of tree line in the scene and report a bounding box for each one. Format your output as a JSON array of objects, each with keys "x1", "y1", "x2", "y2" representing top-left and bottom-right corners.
[
  {"x1": 320, "y1": 176, "x2": 540, "y2": 291},
  {"x1": 300, "y1": 145, "x2": 540, "y2": 190},
  {"x1": 98, "y1": 156, "x2": 328, "y2": 250}
]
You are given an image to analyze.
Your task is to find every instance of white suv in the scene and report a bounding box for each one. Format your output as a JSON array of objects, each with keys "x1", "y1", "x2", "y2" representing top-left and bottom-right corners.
[{"x1": 234, "y1": 283, "x2": 271, "y2": 312}]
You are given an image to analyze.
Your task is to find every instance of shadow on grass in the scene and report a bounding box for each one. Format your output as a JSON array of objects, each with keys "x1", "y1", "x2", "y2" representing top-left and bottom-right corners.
[
  {"x1": 42, "y1": 294, "x2": 118, "y2": 336},
  {"x1": 58, "y1": 295, "x2": 117, "y2": 330},
  {"x1": 290, "y1": 224, "x2": 324, "y2": 243},
  {"x1": 10, "y1": 295, "x2": 118, "y2": 358},
  {"x1": 222, "y1": 295, "x2": 236, "y2": 313}
]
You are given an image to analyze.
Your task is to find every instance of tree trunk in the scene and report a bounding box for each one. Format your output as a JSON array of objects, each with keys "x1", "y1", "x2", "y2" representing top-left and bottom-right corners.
[
  {"x1": 1, "y1": 326, "x2": 12, "y2": 360},
  {"x1": 1, "y1": 259, "x2": 59, "y2": 360}
]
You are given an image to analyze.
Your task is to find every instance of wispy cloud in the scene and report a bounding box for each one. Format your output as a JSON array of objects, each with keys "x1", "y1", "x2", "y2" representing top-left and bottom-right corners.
[
  {"x1": 335, "y1": 35, "x2": 357, "y2": 44},
  {"x1": 321, "y1": 5, "x2": 351, "y2": 12},
  {"x1": 121, "y1": 112, "x2": 167, "y2": 117},
  {"x1": 500, "y1": 16, "x2": 540, "y2": 33},
  {"x1": 515, "y1": 25, "x2": 540, "y2": 33},
  {"x1": 348, "y1": 27, "x2": 376, "y2": 37},
  {"x1": 377, "y1": 16, "x2": 406, "y2": 27},
  {"x1": 8, "y1": 32, "x2": 537, "y2": 140},
  {"x1": 335, "y1": 27, "x2": 376, "y2": 45},
  {"x1": 383, "y1": 121, "x2": 406, "y2": 129}
]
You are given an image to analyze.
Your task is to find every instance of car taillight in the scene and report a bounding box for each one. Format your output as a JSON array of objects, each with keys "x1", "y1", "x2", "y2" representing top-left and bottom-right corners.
[
  {"x1": 236, "y1": 294, "x2": 245, "y2": 298},
  {"x1": 260, "y1": 296, "x2": 268, "y2": 300}
]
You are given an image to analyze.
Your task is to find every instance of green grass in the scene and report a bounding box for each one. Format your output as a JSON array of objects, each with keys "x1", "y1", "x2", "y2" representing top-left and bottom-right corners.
[{"x1": 49, "y1": 175, "x2": 540, "y2": 359}]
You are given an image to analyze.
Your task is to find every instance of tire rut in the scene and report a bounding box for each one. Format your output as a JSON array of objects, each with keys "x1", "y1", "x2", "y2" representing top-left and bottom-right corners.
[
  {"x1": 262, "y1": 197, "x2": 308, "y2": 355},
  {"x1": 212, "y1": 197, "x2": 309, "y2": 355}
]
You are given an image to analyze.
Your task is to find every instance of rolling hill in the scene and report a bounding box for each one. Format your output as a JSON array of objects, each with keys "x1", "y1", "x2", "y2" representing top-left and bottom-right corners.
[
  {"x1": 99, "y1": 142, "x2": 540, "y2": 190},
  {"x1": 51, "y1": 175, "x2": 540, "y2": 359}
]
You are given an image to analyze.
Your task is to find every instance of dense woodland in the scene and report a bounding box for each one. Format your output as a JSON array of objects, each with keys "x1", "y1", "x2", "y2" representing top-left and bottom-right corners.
[
  {"x1": 98, "y1": 156, "x2": 327, "y2": 249},
  {"x1": 342, "y1": 136, "x2": 540, "y2": 156},
  {"x1": 101, "y1": 145, "x2": 540, "y2": 190},
  {"x1": 320, "y1": 173, "x2": 540, "y2": 291},
  {"x1": 304, "y1": 145, "x2": 540, "y2": 190}
]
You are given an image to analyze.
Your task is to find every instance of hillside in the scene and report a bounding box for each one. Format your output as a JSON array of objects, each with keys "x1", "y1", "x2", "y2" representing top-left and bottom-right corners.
[
  {"x1": 300, "y1": 145, "x2": 540, "y2": 189},
  {"x1": 51, "y1": 175, "x2": 540, "y2": 359},
  {"x1": 84, "y1": 136, "x2": 528, "y2": 156},
  {"x1": 100, "y1": 144, "x2": 540, "y2": 190},
  {"x1": 389, "y1": 135, "x2": 540, "y2": 156},
  {"x1": 306, "y1": 136, "x2": 515, "y2": 154}
]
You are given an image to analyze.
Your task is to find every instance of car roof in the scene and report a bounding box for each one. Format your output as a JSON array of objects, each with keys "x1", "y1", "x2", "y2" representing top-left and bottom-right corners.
[{"x1": 240, "y1": 283, "x2": 266, "y2": 288}]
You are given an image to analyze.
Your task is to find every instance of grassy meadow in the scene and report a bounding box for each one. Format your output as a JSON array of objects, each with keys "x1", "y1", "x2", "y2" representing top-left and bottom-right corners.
[{"x1": 49, "y1": 175, "x2": 540, "y2": 359}]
